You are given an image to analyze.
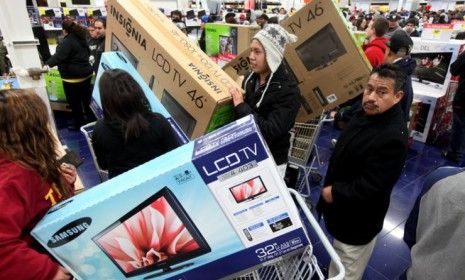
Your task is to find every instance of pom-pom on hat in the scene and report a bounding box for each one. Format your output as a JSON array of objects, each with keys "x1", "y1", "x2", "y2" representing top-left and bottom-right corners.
[{"x1": 252, "y1": 24, "x2": 298, "y2": 73}]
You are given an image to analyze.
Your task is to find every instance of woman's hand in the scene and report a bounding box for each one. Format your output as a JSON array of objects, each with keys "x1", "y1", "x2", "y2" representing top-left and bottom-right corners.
[
  {"x1": 60, "y1": 163, "x2": 77, "y2": 185},
  {"x1": 229, "y1": 87, "x2": 245, "y2": 107},
  {"x1": 52, "y1": 266, "x2": 72, "y2": 280}
]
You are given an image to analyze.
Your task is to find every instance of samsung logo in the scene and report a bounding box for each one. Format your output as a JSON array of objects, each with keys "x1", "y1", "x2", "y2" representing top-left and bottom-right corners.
[
  {"x1": 202, "y1": 144, "x2": 258, "y2": 176},
  {"x1": 47, "y1": 217, "x2": 92, "y2": 248}
]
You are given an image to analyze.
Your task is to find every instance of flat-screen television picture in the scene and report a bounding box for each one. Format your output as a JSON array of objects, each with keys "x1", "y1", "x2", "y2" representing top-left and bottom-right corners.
[
  {"x1": 411, "y1": 52, "x2": 453, "y2": 86},
  {"x1": 160, "y1": 90, "x2": 196, "y2": 138},
  {"x1": 93, "y1": 187, "x2": 211, "y2": 278},
  {"x1": 110, "y1": 34, "x2": 139, "y2": 68},
  {"x1": 295, "y1": 23, "x2": 347, "y2": 71},
  {"x1": 229, "y1": 176, "x2": 267, "y2": 203}
]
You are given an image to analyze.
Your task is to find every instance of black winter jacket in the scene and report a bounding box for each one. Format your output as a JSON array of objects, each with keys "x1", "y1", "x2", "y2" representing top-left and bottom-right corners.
[
  {"x1": 450, "y1": 52, "x2": 465, "y2": 110},
  {"x1": 234, "y1": 63, "x2": 301, "y2": 165},
  {"x1": 317, "y1": 103, "x2": 408, "y2": 245},
  {"x1": 92, "y1": 113, "x2": 180, "y2": 178},
  {"x1": 88, "y1": 36, "x2": 105, "y2": 74},
  {"x1": 46, "y1": 33, "x2": 93, "y2": 79},
  {"x1": 395, "y1": 57, "x2": 416, "y2": 120}
]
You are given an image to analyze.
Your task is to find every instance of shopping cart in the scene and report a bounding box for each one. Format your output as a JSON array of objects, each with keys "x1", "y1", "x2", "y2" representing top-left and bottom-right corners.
[
  {"x1": 234, "y1": 188, "x2": 344, "y2": 280},
  {"x1": 80, "y1": 122, "x2": 108, "y2": 182},
  {"x1": 288, "y1": 113, "x2": 333, "y2": 198}
]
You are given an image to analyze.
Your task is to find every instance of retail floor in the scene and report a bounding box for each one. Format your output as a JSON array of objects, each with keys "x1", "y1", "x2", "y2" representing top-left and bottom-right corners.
[{"x1": 55, "y1": 110, "x2": 459, "y2": 280}]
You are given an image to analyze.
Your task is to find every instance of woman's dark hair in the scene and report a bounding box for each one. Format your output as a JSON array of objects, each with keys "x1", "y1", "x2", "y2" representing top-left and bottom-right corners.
[
  {"x1": 62, "y1": 18, "x2": 87, "y2": 39},
  {"x1": 99, "y1": 69, "x2": 152, "y2": 143}
]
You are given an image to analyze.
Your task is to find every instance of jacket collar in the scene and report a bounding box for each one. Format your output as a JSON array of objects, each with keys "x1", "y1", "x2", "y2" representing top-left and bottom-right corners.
[{"x1": 358, "y1": 102, "x2": 404, "y2": 125}]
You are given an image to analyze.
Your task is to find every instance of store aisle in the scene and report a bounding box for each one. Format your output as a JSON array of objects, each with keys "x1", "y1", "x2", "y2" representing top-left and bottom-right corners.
[{"x1": 56, "y1": 110, "x2": 457, "y2": 280}]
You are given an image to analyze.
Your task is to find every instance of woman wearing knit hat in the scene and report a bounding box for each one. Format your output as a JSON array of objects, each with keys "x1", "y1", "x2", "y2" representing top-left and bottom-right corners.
[{"x1": 229, "y1": 24, "x2": 300, "y2": 176}]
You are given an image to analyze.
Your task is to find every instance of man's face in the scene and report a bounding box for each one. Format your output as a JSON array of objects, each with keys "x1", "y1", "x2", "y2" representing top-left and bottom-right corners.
[
  {"x1": 405, "y1": 22, "x2": 415, "y2": 32},
  {"x1": 172, "y1": 14, "x2": 181, "y2": 21},
  {"x1": 389, "y1": 20, "x2": 398, "y2": 28},
  {"x1": 366, "y1": 20, "x2": 374, "y2": 39},
  {"x1": 362, "y1": 73, "x2": 403, "y2": 115},
  {"x1": 94, "y1": 21, "x2": 105, "y2": 38},
  {"x1": 87, "y1": 26, "x2": 97, "y2": 39},
  {"x1": 249, "y1": 39, "x2": 269, "y2": 75}
]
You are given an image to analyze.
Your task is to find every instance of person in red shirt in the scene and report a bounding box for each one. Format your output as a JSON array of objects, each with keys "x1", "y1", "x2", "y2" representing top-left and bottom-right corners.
[
  {"x1": 0, "y1": 89, "x2": 76, "y2": 280},
  {"x1": 363, "y1": 16, "x2": 389, "y2": 67}
]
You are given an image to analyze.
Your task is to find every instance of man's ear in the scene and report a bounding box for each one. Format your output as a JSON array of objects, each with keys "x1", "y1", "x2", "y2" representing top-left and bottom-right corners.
[{"x1": 394, "y1": 90, "x2": 404, "y2": 103}]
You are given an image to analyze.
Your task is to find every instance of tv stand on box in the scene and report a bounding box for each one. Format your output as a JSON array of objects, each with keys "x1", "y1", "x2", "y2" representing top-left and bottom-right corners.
[{"x1": 143, "y1": 262, "x2": 194, "y2": 279}]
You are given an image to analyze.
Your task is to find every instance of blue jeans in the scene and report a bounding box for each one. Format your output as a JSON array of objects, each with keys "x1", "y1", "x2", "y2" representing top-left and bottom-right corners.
[{"x1": 448, "y1": 110, "x2": 465, "y2": 161}]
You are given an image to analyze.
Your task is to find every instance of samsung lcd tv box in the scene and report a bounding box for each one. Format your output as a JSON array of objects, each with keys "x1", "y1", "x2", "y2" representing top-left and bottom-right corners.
[
  {"x1": 105, "y1": 0, "x2": 240, "y2": 139},
  {"x1": 32, "y1": 115, "x2": 308, "y2": 280},
  {"x1": 91, "y1": 51, "x2": 188, "y2": 144},
  {"x1": 223, "y1": 1, "x2": 372, "y2": 122}
]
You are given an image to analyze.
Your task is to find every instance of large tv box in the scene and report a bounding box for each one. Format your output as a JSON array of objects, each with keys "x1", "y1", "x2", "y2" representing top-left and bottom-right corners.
[{"x1": 32, "y1": 115, "x2": 308, "y2": 279}]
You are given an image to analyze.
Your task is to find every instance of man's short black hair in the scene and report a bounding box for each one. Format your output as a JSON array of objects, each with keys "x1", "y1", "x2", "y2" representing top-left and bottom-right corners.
[
  {"x1": 456, "y1": 31, "x2": 465, "y2": 40},
  {"x1": 94, "y1": 18, "x2": 106, "y2": 28},
  {"x1": 371, "y1": 64, "x2": 406, "y2": 92},
  {"x1": 405, "y1": 18, "x2": 418, "y2": 26},
  {"x1": 225, "y1": 12, "x2": 236, "y2": 19}
]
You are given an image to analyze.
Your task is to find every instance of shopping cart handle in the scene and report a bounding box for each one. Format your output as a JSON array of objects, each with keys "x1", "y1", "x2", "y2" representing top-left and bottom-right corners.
[{"x1": 288, "y1": 188, "x2": 345, "y2": 280}]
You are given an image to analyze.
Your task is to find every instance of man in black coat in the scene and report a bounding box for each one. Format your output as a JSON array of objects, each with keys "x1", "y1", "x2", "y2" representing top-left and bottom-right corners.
[
  {"x1": 88, "y1": 19, "x2": 105, "y2": 75},
  {"x1": 318, "y1": 64, "x2": 408, "y2": 279}
]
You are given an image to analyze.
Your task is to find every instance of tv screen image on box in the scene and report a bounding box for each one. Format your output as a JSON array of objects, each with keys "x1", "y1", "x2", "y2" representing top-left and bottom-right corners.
[
  {"x1": 229, "y1": 176, "x2": 267, "y2": 203},
  {"x1": 160, "y1": 90, "x2": 196, "y2": 138},
  {"x1": 219, "y1": 35, "x2": 236, "y2": 55},
  {"x1": 111, "y1": 34, "x2": 139, "y2": 68},
  {"x1": 93, "y1": 187, "x2": 211, "y2": 277},
  {"x1": 411, "y1": 52, "x2": 453, "y2": 86},
  {"x1": 295, "y1": 23, "x2": 347, "y2": 71}
]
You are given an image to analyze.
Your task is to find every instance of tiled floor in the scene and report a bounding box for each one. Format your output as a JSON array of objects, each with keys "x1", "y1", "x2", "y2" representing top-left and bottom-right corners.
[{"x1": 55, "y1": 111, "x2": 459, "y2": 280}]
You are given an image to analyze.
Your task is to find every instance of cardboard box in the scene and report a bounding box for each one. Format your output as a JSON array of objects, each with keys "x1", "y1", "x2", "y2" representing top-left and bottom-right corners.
[
  {"x1": 223, "y1": 1, "x2": 372, "y2": 122},
  {"x1": 205, "y1": 23, "x2": 260, "y2": 67},
  {"x1": 105, "y1": 0, "x2": 239, "y2": 139},
  {"x1": 32, "y1": 115, "x2": 308, "y2": 280},
  {"x1": 44, "y1": 69, "x2": 66, "y2": 102},
  {"x1": 90, "y1": 51, "x2": 189, "y2": 144},
  {"x1": 410, "y1": 38, "x2": 465, "y2": 143}
]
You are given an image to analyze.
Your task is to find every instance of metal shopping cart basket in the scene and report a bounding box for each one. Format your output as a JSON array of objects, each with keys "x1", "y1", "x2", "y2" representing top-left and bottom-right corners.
[
  {"x1": 234, "y1": 189, "x2": 344, "y2": 280},
  {"x1": 80, "y1": 122, "x2": 108, "y2": 182},
  {"x1": 288, "y1": 113, "x2": 332, "y2": 197}
]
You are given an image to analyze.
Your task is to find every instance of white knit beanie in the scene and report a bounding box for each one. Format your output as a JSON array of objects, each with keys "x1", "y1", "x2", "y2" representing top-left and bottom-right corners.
[{"x1": 253, "y1": 24, "x2": 298, "y2": 73}]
